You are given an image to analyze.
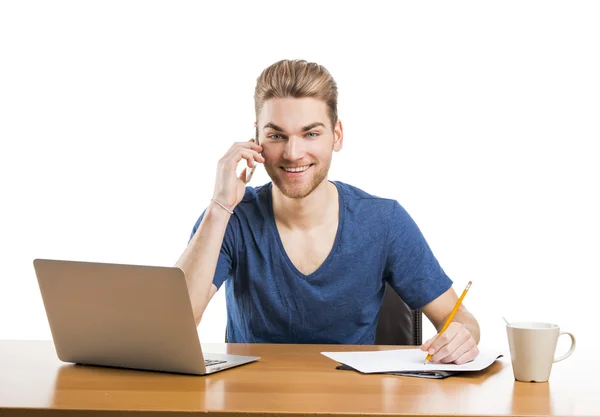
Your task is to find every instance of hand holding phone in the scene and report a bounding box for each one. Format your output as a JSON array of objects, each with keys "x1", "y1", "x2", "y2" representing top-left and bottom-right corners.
[{"x1": 212, "y1": 137, "x2": 263, "y2": 212}]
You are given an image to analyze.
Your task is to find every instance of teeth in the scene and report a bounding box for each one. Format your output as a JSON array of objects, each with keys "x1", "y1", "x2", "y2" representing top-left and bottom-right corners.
[{"x1": 284, "y1": 165, "x2": 310, "y2": 173}]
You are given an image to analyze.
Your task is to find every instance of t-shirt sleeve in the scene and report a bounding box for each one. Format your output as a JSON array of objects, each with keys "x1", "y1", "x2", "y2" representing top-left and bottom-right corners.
[
  {"x1": 384, "y1": 201, "x2": 453, "y2": 310},
  {"x1": 188, "y1": 210, "x2": 237, "y2": 290}
]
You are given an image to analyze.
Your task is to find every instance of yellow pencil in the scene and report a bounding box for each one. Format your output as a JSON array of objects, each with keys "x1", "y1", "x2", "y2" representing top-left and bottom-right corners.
[{"x1": 424, "y1": 281, "x2": 472, "y2": 364}]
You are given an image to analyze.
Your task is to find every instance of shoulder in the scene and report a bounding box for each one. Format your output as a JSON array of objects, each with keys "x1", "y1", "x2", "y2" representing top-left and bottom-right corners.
[
  {"x1": 228, "y1": 183, "x2": 273, "y2": 227},
  {"x1": 238, "y1": 182, "x2": 272, "y2": 205},
  {"x1": 334, "y1": 181, "x2": 404, "y2": 217},
  {"x1": 235, "y1": 182, "x2": 272, "y2": 213}
]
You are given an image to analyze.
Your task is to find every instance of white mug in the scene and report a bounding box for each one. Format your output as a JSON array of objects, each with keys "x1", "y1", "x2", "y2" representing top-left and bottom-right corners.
[{"x1": 506, "y1": 322, "x2": 576, "y2": 382}]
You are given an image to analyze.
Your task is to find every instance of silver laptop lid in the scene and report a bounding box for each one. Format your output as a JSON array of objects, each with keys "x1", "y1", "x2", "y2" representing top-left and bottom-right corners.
[{"x1": 33, "y1": 259, "x2": 207, "y2": 374}]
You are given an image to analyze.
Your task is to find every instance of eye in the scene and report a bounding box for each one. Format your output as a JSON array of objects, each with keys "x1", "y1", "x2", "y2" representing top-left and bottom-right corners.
[
  {"x1": 306, "y1": 132, "x2": 319, "y2": 138},
  {"x1": 268, "y1": 134, "x2": 283, "y2": 140}
]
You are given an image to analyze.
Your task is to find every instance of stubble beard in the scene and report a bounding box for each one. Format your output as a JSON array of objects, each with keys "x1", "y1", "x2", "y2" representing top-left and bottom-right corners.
[{"x1": 265, "y1": 158, "x2": 331, "y2": 199}]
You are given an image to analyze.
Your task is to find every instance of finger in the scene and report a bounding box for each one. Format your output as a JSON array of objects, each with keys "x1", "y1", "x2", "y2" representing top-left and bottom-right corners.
[
  {"x1": 239, "y1": 150, "x2": 264, "y2": 168},
  {"x1": 240, "y1": 151, "x2": 255, "y2": 168},
  {"x1": 431, "y1": 326, "x2": 471, "y2": 363},
  {"x1": 439, "y1": 336, "x2": 475, "y2": 364},
  {"x1": 420, "y1": 335, "x2": 437, "y2": 351},
  {"x1": 222, "y1": 143, "x2": 263, "y2": 163},
  {"x1": 240, "y1": 149, "x2": 265, "y2": 164},
  {"x1": 238, "y1": 167, "x2": 247, "y2": 182},
  {"x1": 429, "y1": 322, "x2": 466, "y2": 352},
  {"x1": 232, "y1": 140, "x2": 263, "y2": 154},
  {"x1": 246, "y1": 138, "x2": 263, "y2": 152},
  {"x1": 428, "y1": 326, "x2": 459, "y2": 355},
  {"x1": 453, "y1": 342, "x2": 479, "y2": 365},
  {"x1": 221, "y1": 149, "x2": 263, "y2": 170},
  {"x1": 429, "y1": 329, "x2": 465, "y2": 363}
]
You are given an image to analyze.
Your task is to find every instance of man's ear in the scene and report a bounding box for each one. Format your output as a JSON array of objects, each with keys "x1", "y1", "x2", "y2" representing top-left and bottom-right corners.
[{"x1": 333, "y1": 119, "x2": 344, "y2": 152}]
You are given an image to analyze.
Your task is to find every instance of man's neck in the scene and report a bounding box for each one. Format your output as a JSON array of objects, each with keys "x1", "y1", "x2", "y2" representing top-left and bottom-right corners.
[{"x1": 272, "y1": 180, "x2": 338, "y2": 231}]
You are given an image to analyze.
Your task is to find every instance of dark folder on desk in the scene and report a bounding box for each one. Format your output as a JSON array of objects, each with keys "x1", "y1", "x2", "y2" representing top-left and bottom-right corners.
[{"x1": 336, "y1": 363, "x2": 457, "y2": 379}]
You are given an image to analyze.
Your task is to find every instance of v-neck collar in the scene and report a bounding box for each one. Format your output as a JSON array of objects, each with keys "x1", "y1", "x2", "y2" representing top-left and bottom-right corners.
[{"x1": 267, "y1": 181, "x2": 345, "y2": 280}]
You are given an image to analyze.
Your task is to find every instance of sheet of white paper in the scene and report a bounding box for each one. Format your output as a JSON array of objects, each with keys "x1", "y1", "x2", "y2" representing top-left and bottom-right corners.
[{"x1": 321, "y1": 348, "x2": 503, "y2": 373}]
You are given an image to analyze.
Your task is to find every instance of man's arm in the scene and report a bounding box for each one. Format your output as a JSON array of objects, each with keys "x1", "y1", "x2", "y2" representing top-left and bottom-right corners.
[
  {"x1": 176, "y1": 139, "x2": 264, "y2": 326},
  {"x1": 175, "y1": 204, "x2": 229, "y2": 326},
  {"x1": 420, "y1": 287, "x2": 481, "y2": 364}
]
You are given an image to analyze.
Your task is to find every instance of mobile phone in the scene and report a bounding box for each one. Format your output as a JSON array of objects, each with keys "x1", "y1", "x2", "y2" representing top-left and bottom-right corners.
[
  {"x1": 245, "y1": 133, "x2": 258, "y2": 183},
  {"x1": 245, "y1": 164, "x2": 256, "y2": 184}
]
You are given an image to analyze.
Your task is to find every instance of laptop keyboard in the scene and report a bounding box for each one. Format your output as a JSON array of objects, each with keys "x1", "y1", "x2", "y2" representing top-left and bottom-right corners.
[{"x1": 205, "y1": 359, "x2": 227, "y2": 367}]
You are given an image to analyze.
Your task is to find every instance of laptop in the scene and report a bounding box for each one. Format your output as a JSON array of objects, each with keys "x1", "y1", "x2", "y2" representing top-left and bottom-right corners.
[{"x1": 33, "y1": 258, "x2": 260, "y2": 375}]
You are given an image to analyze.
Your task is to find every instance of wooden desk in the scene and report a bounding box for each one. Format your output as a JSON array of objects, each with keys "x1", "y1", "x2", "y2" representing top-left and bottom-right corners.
[{"x1": 0, "y1": 340, "x2": 596, "y2": 416}]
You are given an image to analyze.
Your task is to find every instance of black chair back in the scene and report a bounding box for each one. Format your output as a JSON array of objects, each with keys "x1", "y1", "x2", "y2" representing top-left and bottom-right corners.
[{"x1": 375, "y1": 283, "x2": 422, "y2": 345}]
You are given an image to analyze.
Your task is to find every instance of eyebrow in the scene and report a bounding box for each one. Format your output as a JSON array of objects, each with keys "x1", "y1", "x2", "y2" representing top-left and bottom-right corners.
[{"x1": 263, "y1": 122, "x2": 326, "y2": 132}]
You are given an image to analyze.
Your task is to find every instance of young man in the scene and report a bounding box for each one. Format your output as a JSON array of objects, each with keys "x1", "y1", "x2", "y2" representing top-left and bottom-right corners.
[{"x1": 177, "y1": 59, "x2": 480, "y2": 364}]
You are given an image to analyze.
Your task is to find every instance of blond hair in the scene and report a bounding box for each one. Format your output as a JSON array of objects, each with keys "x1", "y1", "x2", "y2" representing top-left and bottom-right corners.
[{"x1": 254, "y1": 59, "x2": 338, "y2": 130}]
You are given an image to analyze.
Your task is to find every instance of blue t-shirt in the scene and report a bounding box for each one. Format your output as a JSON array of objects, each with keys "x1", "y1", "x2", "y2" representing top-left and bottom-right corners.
[{"x1": 190, "y1": 181, "x2": 452, "y2": 344}]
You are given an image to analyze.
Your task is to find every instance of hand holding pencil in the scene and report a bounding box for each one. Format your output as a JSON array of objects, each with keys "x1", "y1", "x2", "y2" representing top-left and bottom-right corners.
[{"x1": 420, "y1": 281, "x2": 479, "y2": 365}]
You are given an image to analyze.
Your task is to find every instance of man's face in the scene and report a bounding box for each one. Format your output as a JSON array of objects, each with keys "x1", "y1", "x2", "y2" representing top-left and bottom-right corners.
[{"x1": 256, "y1": 97, "x2": 343, "y2": 199}]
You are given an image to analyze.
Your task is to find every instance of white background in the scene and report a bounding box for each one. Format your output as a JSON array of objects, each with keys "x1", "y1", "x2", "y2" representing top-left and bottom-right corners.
[{"x1": 1, "y1": 1, "x2": 598, "y2": 355}]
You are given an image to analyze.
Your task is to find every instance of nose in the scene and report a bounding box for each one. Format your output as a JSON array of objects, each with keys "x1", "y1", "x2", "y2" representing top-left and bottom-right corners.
[{"x1": 282, "y1": 136, "x2": 305, "y2": 161}]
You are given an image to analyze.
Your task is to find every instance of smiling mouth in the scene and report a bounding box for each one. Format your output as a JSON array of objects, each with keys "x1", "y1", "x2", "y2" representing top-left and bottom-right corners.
[{"x1": 281, "y1": 164, "x2": 312, "y2": 173}]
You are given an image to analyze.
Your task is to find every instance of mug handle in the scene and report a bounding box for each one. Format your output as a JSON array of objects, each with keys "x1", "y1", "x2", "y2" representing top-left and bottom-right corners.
[{"x1": 554, "y1": 331, "x2": 576, "y2": 363}]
